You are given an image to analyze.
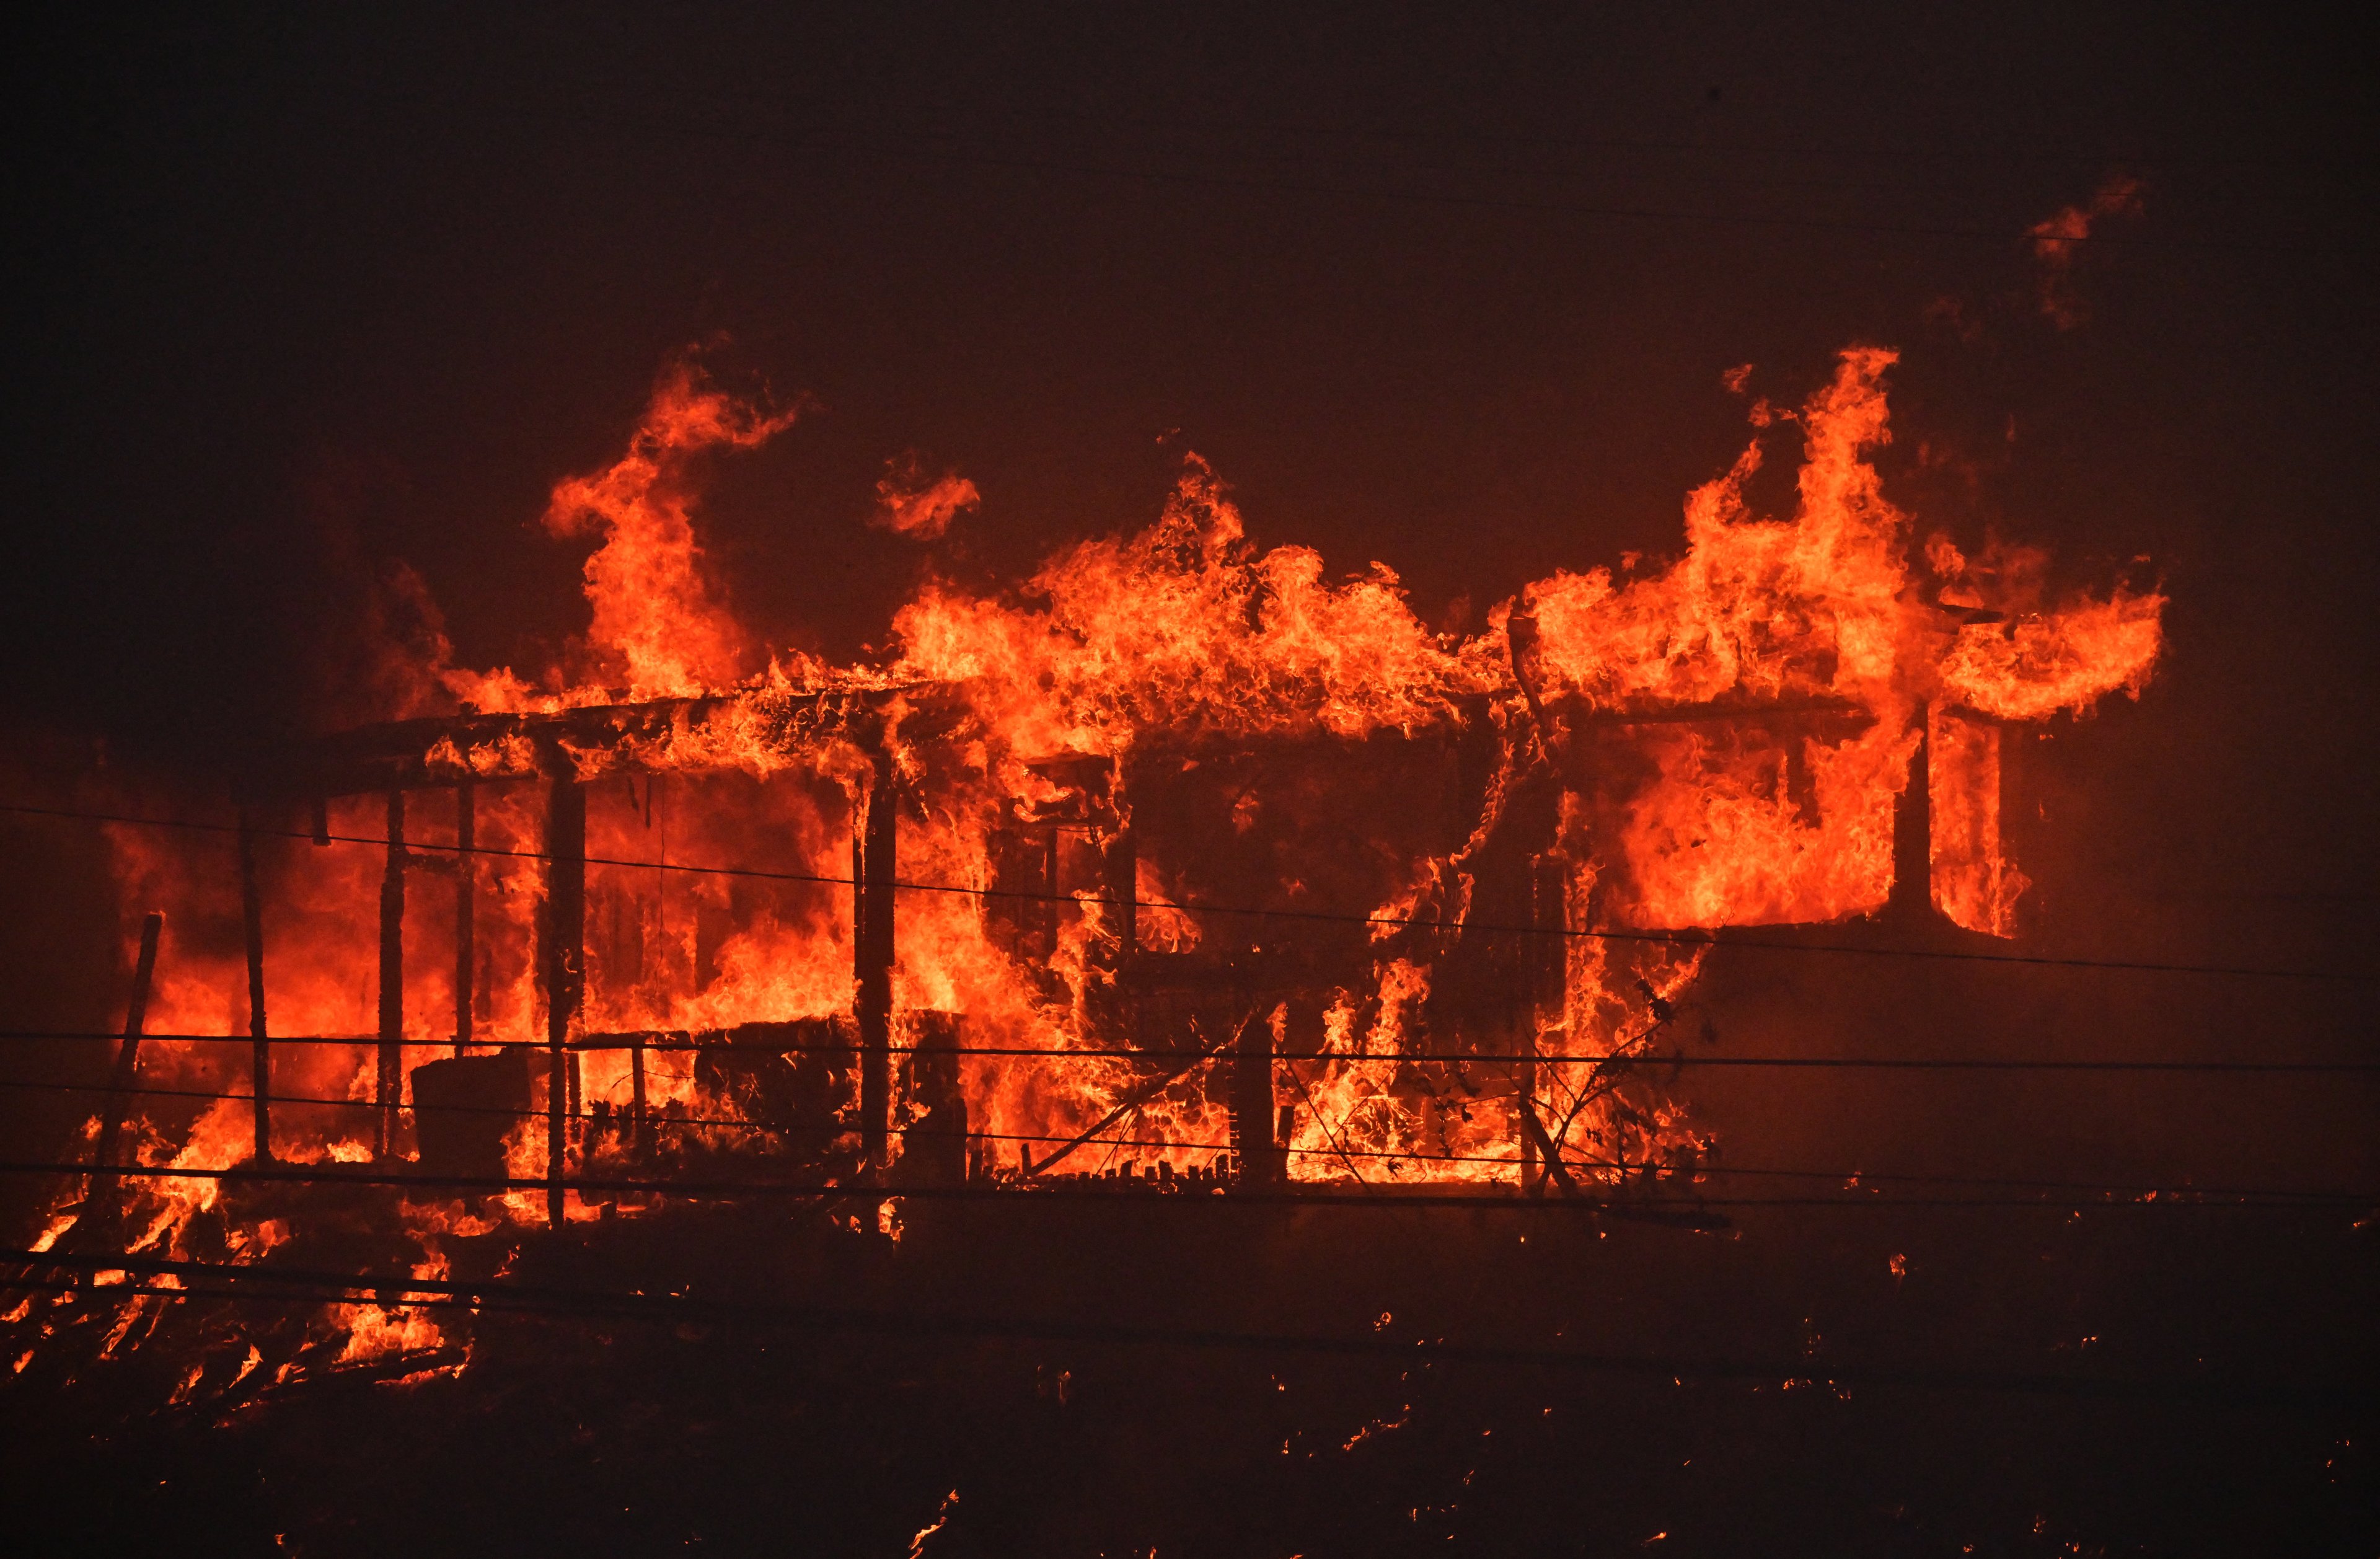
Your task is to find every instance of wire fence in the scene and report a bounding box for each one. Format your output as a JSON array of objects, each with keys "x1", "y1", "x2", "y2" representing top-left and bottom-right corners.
[{"x1": 3, "y1": 1025, "x2": 2370, "y2": 1071}]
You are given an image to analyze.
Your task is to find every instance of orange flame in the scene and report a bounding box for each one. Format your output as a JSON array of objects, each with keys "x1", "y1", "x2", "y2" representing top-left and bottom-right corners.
[{"x1": 63, "y1": 343, "x2": 2165, "y2": 1390}]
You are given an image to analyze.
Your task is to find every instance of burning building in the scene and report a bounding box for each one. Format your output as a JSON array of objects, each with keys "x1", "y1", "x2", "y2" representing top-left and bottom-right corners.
[{"x1": 24, "y1": 345, "x2": 2163, "y2": 1385}]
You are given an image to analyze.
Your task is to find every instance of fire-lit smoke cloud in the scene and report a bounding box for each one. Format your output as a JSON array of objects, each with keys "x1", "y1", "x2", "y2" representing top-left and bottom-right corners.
[
  {"x1": 2027, "y1": 175, "x2": 2146, "y2": 329},
  {"x1": 873, "y1": 455, "x2": 981, "y2": 541}
]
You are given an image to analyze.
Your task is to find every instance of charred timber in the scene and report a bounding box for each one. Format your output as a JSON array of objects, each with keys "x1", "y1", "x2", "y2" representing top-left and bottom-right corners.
[
  {"x1": 239, "y1": 810, "x2": 272, "y2": 1165},
  {"x1": 1886, "y1": 713, "x2": 1931, "y2": 925},
  {"x1": 242, "y1": 683, "x2": 960, "y2": 802},
  {"x1": 377, "y1": 788, "x2": 405, "y2": 1160},
  {"x1": 453, "y1": 777, "x2": 474, "y2": 1055},
  {"x1": 541, "y1": 767, "x2": 586, "y2": 1227},
  {"x1": 854, "y1": 765, "x2": 897, "y2": 1176},
  {"x1": 85, "y1": 911, "x2": 163, "y2": 1218}
]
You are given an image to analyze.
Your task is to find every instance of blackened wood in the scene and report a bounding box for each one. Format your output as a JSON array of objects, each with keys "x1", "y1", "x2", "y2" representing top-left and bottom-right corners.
[
  {"x1": 239, "y1": 811, "x2": 271, "y2": 1164},
  {"x1": 453, "y1": 779, "x2": 474, "y2": 1056},
  {"x1": 1040, "y1": 827, "x2": 1060, "y2": 957},
  {"x1": 1887, "y1": 710, "x2": 1932, "y2": 923},
  {"x1": 377, "y1": 789, "x2": 405, "y2": 1160},
  {"x1": 542, "y1": 769, "x2": 586, "y2": 1228},
  {"x1": 854, "y1": 769, "x2": 897, "y2": 1174},
  {"x1": 86, "y1": 911, "x2": 163, "y2": 1212},
  {"x1": 1230, "y1": 1004, "x2": 1282, "y2": 1185},
  {"x1": 629, "y1": 1029, "x2": 646, "y2": 1155},
  {"x1": 1101, "y1": 819, "x2": 1136, "y2": 957}
]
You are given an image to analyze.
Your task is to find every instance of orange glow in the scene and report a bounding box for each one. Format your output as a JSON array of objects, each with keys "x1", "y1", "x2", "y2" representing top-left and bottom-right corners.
[{"x1": 62, "y1": 344, "x2": 2164, "y2": 1388}]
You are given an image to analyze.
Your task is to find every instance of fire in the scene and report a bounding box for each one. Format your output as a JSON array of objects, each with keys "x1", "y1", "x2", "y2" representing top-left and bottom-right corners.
[{"x1": 25, "y1": 344, "x2": 2164, "y2": 1395}]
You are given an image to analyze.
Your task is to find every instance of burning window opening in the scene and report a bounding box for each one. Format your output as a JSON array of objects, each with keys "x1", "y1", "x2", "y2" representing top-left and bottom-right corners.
[{"x1": 19, "y1": 346, "x2": 2163, "y2": 1391}]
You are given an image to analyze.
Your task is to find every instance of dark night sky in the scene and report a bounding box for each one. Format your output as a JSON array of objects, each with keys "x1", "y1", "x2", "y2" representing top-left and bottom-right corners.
[{"x1": 4, "y1": 6, "x2": 2374, "y2": 1185}]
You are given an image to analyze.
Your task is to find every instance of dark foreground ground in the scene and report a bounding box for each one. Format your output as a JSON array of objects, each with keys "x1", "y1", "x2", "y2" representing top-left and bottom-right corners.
[{"x1": 2, "y1": 1193, "x2": 2374, "y2": 1558}]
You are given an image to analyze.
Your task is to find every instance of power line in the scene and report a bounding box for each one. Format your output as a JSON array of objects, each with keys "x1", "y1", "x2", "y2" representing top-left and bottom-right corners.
[
  {"x1": 1, "y1": 1027, "x2": 2369, "y2": 1071},
  {"x1": 7, "y1": 1160, "x2": 2368, "y2": 1211},
  {"x1": 6, "y1": 800, "x2": 2363, "y2": 984}
]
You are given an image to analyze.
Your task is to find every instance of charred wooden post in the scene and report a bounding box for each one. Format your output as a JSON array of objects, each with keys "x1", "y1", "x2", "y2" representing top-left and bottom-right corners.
[
  {"x1": 1101, "y1": 815, "x2": 1137, "y2": 958},
  {"x1": 85, "y1": 911, "x2": 163, "y2": 1217},
  {"x1": 628, "y1": 1029, "x2": 647, "y2": 1156},
  {"x1": 377, "y1": 788, "x2": 406, "y2": 1160},
  {"x1": 1517, "y1": 1049, "x2": 1540, "y2": 1193},
  {"x1": 1887, "y1": 710, "x2": 1932, "y2": 924},
  {"x1": 1230, "y1": 1004, "x2": 1282, "y2": 1185},
  {"x1": 854, "y1": 766, "x2": 897, "y2": 1175},
  {"x1": 1041, "y1": 827, "x2": 1061, "y2": 955},
  {"x1": 239, "y1": 811, "x2": 272, "y2": 1164},
  {"x1": 1095, "y1": 766, "x2": 1132, "y2": 952},
  {"x1": 542, "y1": 767, "x2": 587, "y2": 1227},
  {"x1": 453, "y1": 779, "x2": 474, "y2": 1056}
]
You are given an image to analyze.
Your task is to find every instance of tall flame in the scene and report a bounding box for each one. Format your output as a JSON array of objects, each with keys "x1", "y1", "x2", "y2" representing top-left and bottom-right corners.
[{"x1": 48, "y1": 344, "x2": 2166, "y2": 1392}]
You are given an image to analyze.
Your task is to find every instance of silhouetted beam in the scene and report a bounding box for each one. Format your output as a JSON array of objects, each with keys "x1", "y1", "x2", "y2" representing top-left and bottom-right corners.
[
  {"x1": 1569, "y1": 696, "x2": 1872, "y2": 728},
  {"x1": 1230, "y1": 1002, "x2": 1283, "y2": 1186},
  {"x1": 377, "y1": 789, "x2": 405, "y2": 1160},
  {"x1": 1887, "y1": 710, "x2": 1931, "y2": 923},
  {"x1": 542, "y1": 769, "x2": 586, "y2": 1228},
  {"x1": 240, "y1": 811, "x2": 272, "y2": 1164},
  {"x1": 854, "y1": 769, "x2": 897, "y2": 1175},
  {"x1": 1102, "y1": 819, "x2": 1136, "y2": 958},
  {"x1": 86, "y1": 911, "x2": 163, "y2": 1214},
  {"x1": 453, "y1": 779, "x2": 474, "y2": 1057}
]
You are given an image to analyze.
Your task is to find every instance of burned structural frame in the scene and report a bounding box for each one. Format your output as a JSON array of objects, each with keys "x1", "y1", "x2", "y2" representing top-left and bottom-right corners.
[
  {"x1": 229, "y1": 675, "x2": 1987, "y2": 1226},
  {"x1": 236, "y1": 687, "x2": 930, "y2": 1227}
]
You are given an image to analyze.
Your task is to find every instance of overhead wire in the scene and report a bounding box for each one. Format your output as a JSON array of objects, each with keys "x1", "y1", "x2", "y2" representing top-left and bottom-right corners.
[
  {"x1": 4, "y1": 1159, "x2": 2369, "y2": 1212},
  {"x1": 4, "y1": 799, "x2": 2365, "y2": 984},
  {"x1": 0, "y1": 1027, "x2": 2369, "y2": 1071}
]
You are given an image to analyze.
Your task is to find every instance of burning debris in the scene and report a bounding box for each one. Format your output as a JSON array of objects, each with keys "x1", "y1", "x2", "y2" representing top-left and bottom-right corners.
[{"x1": 14, "y1": 346, "x2": 2163, "y2": 1393}]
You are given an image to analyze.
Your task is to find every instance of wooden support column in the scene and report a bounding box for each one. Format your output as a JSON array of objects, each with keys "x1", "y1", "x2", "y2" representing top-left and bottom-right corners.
[
  {"x1": 1230, "y1": 1002, "x2": 1281, "y2": 1185},
  {"x1": 853, "y1": 767, "x2": 897, "y2": 1176},
  {"x1": 1887, "y1": 709, "x2": 1933, "y2": 923},
  {"x1": 453, "y1": 779, "x2": 474, "y2": 1056},
  {"x1": 1100, "y1": 818, "x2": 1137, "y2": 958},
  {"x1": 542, "y1": 767, "x2": 586, "y2": 1228},
  {"x1": 628, "y1": 1033, "x2": 647, "y2": 1156},
  {"x1": 86, "y1": 911, "x2": 163, "y2": 1216},
  {"x1": 239, "y1": 811, "x2": 271, "y2": 1164},
  {"x1": 1040, "y1": 827, "x2": 1060, "y2": 956},
  {"x1": 1517, "y1": 1041, "x2": 1540, "y2": 1194},
  {"x1": 377, "y1": 789, "x2": 406, "y2": 1160}
]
